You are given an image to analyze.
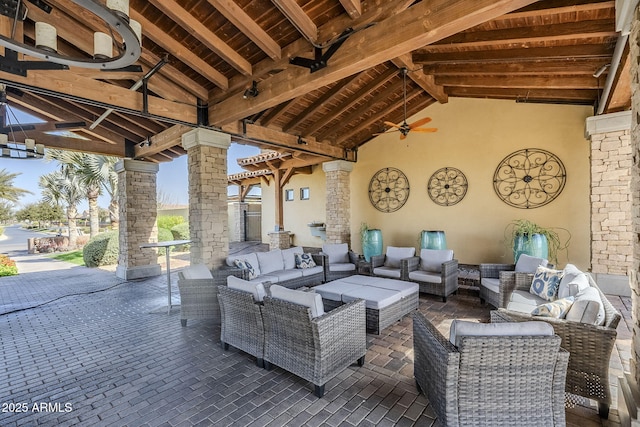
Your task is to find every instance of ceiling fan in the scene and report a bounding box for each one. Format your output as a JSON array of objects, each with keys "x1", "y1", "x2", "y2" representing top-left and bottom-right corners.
[{"x1": 380, "y1": 68, "x2": 437, "y2": 140}]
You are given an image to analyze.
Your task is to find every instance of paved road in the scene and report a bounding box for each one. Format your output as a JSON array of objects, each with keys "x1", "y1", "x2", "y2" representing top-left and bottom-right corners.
[{"x1": 0, "y1": 225, "x2": 51, "y2": 256}]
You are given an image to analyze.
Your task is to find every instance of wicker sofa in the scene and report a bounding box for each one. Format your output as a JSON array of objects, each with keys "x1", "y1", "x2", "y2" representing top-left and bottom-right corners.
[
  {"x1": 262, "y1": 291, "x2": 367, "y2": 397},
  {"x1": 495, "y1": 271, "x2": 621, "y2": 418},
  {"x1": 225, "y1": 247, "x2": 324, "y2": 288},
  {"x1": 413, "y1": 311, "x2": 568, "y2": 426}
]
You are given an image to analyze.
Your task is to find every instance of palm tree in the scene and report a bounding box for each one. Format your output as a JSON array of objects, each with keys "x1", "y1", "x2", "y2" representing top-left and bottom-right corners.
[
  {"x1": 0, "y1": 168, "x2": 32, "y2": 203},
  {"x1": 39, "y1": 166, "x2": 84, "y2": 248},
  {"x1": 85, "y1": 155, "x2": 119, "y2": 230}
]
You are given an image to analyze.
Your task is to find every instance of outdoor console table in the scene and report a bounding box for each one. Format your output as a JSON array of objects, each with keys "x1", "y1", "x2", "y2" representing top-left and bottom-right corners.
[{"x1": 140, "y1": 239, "x2": 191, "y2": 314}]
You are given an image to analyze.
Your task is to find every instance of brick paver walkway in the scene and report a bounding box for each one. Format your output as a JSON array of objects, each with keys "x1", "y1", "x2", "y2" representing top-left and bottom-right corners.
[{"x1": 0, "y1": 249, "x2": 628, "y2": 426}]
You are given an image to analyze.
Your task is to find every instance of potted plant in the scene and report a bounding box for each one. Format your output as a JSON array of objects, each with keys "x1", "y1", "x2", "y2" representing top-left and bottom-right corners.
[
  {"x1": 360, "y1": 222, "x2": 383, "y2": 261},
  {"x1": 504, "y1": 219, "x2": 570, "y2": 265}
]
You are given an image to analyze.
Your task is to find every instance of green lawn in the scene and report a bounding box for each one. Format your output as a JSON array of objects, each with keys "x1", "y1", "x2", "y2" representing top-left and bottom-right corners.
[{"x1": 48, "y1": 250, "x2": 85, "y2": 266}]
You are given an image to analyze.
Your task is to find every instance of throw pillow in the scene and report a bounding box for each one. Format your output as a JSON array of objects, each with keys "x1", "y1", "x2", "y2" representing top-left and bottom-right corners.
[
  {"x1": 515, "y1": 254, "x2": 549, "y2": 273},
  {"x1": 234, "y1": 259, "x2": 258, "y2": 280},
  {"x1": 529, "y1": 266, "x2": 564, "y2": 302},
  {"x1": 531, "y1": 296, "x2": 575, "y2": 318},
  {"x1": 295, "y1": 253, "x2": 317, "y2": 269}
]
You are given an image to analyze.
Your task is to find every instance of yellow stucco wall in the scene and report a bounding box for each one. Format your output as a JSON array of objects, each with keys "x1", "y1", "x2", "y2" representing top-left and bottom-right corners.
[{"x1": 262, "y1": 97, "x2": 593, "y2": 268}]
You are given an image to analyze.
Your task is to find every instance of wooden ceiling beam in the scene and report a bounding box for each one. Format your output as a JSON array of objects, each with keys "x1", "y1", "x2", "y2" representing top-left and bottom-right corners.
[
  {"x1": 130, "y1": 9, "x2": 228, "y2": 89},
  {"x1": 210, "y1": 0, "x2": 541, "y2": 126},
  {"x1": 413, "y1": 44, "x2": 614, "y2": 64},
  {"x1": 207, "y1": 0, "x2": 281, "y2": 60},
  {"x1": 445, "y1": 87, "x2": 599, "y2": 101},
  {"x1": 392, "y1": 54, "x2": 447, "y2": 103},
  {"x1": 423, "y1": 57, "x2": 612, "y2": 75},
  {"x1": 134, "y1": 124, "x2": 193, "y2": 159},
  {"x1": 222, "y1": 121, "x2": 344, "y2": 159},
  {"x1": 435, "y1": 75, "x2": 599, "y2": 89},
  {"x1": 12, "y1": 132, "x2": 125, "y2": 157},
  {"x1": 507, "y1": 0, "x2": 614, "y2": 19},
  {"x1": 282, "y1": 73, "x2": 363, "y2": 133},
  {"x1": 0, "y1": 69, "x2": 198, "y2": 124},
  {"x1": 603, "y1": 45, "x2": 631, "y2": 112},
  {"x1": 430, "y1": 19, "x2": 616, "y2": 50},
  {"x1": 139, "y1": 50, "x2": 208, "y2": 100},
  {"x1": 148, "y1": 0, "x2": 252, "y2": 76},
  {"x1": 339, "y1": 0, "x2": 362, "y2": 19},
  {"x1": 259, "y1": 99, "x2": 297, "y2": 127},
  {"x1": 272, "y1": 0, "x2": 318, "y2": 44},
  {"x1": 302, "y1": 67, "x2": 397, "y2": 137}
]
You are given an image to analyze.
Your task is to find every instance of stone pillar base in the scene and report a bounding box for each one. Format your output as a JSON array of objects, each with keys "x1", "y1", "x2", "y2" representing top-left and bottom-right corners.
[
  {"x1": 269, "y1": 231, "x2": 292, "y2": 249},
  {"x1": 116, "y1": 264, "x2": 162, "y2": 280}
]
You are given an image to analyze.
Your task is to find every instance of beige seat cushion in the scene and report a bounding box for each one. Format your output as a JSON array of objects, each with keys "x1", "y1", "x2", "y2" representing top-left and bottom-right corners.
[
  {"x1": 181, "y1": 264, "x2": 213, "y2": 280},
  {"x1": 270, "y1": 285, "x2": 325, "y2": 318}
]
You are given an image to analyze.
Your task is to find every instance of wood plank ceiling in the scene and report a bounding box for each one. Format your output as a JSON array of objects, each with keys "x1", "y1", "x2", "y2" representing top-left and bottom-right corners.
[{"x1": 0, "y1": 0, "x2": 625, "y2": 170}]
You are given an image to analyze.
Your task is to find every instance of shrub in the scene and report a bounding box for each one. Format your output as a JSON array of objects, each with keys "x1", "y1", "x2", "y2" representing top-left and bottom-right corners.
[
  {"x1": 83, "y1": 231, "x2": 119, "y2": 267},
  {"x1": 157, "y1": 227, "x2": 173, "y2": 256},
  {"x1": 157, "y1": 215, "x2": 184, "y2": 230},
  {"x1": 170, "y1": 223, "x2": 190, "y2": 252},
  {"x1": 0, "y1": 254, "x2": 17, "y2": 276}
]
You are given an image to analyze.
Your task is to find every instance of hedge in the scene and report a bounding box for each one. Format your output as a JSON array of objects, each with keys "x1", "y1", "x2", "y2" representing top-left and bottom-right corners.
[{"x1": 83, "y1": 231, "x2": 119, "y2": 267}]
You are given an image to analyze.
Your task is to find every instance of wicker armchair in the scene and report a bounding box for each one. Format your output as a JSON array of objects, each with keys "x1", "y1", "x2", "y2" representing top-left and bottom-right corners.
[
  {"x1": 495, "y1": 272, "x2": 621, "y2": 418},
  {"x1": 371, "y1": 246, "x2": 416, "y2": 279},
  {"x1": 262, "y1": 296, "x2": 367, "y2": 397},
  {"x1": 176, "y1": 265, "x2": 243, "y2": 326},
  {"x1": 402, "y1": 249, "x2": 458, "y2": 302},
  {"x1": 217, "y1": 285, "x2": 266, "y2": 367},
  {"x1": 413, "y1": 311, "x2": 569, "y2": 426},
  {"x1": 321, "y1": 243, "x2": 359, "y2": 282}
]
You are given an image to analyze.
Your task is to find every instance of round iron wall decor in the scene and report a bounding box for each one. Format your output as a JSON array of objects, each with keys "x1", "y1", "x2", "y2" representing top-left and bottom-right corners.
[
  {"x1": 427, "y1": 167, "x2": 468, "y2": 206},
  {"x1": 493, "y1": 148, "x2": 566, "y2": 209},
  {"x1": 368, "y1": 167, "x2": 410, "y2": 212}
]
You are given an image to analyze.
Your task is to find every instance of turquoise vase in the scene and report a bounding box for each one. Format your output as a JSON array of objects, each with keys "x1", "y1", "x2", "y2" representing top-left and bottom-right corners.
[
  {"x1": 420, "y1": 230, "x2": 447, "y2": 250},
  {"x1": 513, "y1": 233, "x2": 548, "y2": 263},
  {"x1": 363, "y1": 229, "x2": 383, "y2": 262}
]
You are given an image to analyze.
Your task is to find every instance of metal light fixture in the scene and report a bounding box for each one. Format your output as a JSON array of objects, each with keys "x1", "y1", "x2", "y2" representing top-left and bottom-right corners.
[
  {"x1": 243, "y1": 80, "x2": 259, "y2": 99},
  {"x1": 0, "y1": 0, "x2": 143, "y2": 77},
  {"x1": 0, "y1": 84, "x2": 44, "y2": 159}
]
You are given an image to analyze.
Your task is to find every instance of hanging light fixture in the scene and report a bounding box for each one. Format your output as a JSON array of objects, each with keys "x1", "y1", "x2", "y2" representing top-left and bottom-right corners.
[
  {"x1": 0, "y1": 0, "x2": 143, "y2": 77},
  {"x1": 0, "y1": 83, "x2": 45, "y2": 159}
]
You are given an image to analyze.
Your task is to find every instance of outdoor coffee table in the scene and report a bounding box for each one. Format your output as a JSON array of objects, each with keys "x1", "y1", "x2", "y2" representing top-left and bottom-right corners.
[{"x1": 314, "y1": 275, "x2": 419, "y2": 334}]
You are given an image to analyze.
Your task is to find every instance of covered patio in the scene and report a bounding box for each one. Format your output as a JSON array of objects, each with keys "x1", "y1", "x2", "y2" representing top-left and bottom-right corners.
[{"x1": 0, "y1": 248, "x2": 631, "y2": 426}]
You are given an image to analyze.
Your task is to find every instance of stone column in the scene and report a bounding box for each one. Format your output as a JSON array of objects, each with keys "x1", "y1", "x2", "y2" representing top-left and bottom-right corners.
[
  {"x1": 585, "y1": 111, "x2": 633, "y2": 296},
  {"x1": 182, "y1": 128, "x2": 231, "y2": 268},
  {"x1": 323, "y1": 160, "x2": 353, "y2": 244},
  {"x1": 630, "y1": 5, "x2": 640, "y2": 388},
  {"x1": 230, "y1": 201, "x2": 248, "y2": 242},
  {"x1": 268, "y1": 230, "x2": 292, "y2": 249},
  {"x1": 115, "y1": 159, "x2": 161, "y2": 280}
]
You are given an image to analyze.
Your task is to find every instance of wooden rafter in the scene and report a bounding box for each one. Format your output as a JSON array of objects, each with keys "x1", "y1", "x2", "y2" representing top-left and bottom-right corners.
[{"x1": 272, "y1": 0, "x2": 318, "y2": 44}]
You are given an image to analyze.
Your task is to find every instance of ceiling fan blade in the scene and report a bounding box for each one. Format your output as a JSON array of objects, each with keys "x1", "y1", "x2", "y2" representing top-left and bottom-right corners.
[
  {"x1": 412, "y1": 127, "x2": 438, "y2": 133},
  {"x1": 409, "y1": 117, "x2": 432, "y2": 128},
  {"x1": 399, "y1": 133, "x2": 407, "y2": 140},
  {"x1": 384, "y1": 121, "x2": 401, "y2": 129},
  {"x1": 373, "y1": 128, "x2": 400, "y2": 136}
]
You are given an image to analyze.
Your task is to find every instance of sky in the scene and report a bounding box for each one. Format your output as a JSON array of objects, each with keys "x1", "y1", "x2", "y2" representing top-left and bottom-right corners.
[{"x1": 1, "y1": 107, "x2": 261, "y2": 211}]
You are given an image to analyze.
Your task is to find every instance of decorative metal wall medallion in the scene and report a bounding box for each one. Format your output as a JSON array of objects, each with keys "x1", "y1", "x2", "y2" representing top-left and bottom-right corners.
[
  {"x1": 368, "y1": 167, "x2": 410, "y2": 212},
  {"x1": 427, "y1": 167, "x2": 468, "y2": 206},
  {"x1": 493, "y1": 148, "x2": 566, "y2": 209}
]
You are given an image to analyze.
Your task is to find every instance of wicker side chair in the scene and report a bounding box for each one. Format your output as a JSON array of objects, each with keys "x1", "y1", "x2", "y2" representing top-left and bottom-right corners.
[
  {"x1": 371, "y1": 246, "x2": 416, "y2": 279},
  {"x1": 495, "y1": 272, "x2": 621, "y2": 418},
  {"x1": 262, "y1": 296, "x2": 367, "y2": 397},
  {"x1": 413, "y1": 311, "x2": 568, "y2": 426},
  {"x1": 479, "y1": 254, "x2": 549, "y2": 307},
  {"x1": 402, "y1": 249, "x2": 458, "y2": 302},
  {"x1": 177, "y1": 265, "x2": 243, "y2": 327},
  {"x1": 217, "y1": 285, "x2": 266, "y2": 367}
]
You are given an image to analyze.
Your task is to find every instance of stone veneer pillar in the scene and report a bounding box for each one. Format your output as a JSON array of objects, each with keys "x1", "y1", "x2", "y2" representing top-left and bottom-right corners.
[
  {"x1": 268, "y1": 230, "x2": 292, "y2": 250},
  {"x1": 322, "y1": 160, "x2": 354, "y2": 244},
  {"x1": 585, "y1": 110, "x2": 633, "y2": 297},
  {"x1": 230, "y1": 201, "x2": 248, "y2": 242},
  {"x1": 182, "y1": 128, "x2": 231, "y2": 268},
  {"x1": 631, "y1": 8, "x2": 640, "y2": 388},
  {"x1": 115, "y1": 159, "x2": 162, "y2": 280}
]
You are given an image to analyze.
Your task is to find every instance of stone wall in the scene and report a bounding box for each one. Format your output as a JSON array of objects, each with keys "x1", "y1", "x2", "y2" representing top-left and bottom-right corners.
[{"x1": 323, "y1": 160, "x2": 353, "y2": 244}]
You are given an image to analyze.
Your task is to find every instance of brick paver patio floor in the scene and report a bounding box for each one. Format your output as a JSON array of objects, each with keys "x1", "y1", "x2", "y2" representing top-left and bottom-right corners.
[{"x1": 0, "y1": 250, "x2": 630, "y2": 426}]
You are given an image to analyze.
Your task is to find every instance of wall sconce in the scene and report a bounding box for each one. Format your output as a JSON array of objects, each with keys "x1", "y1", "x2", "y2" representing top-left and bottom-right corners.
[
  {"x1": 243, "y1": 81, "x2": 259, "y2": 99},
  {"x1": 297, "y1": 136, "x2": 307, "y2": 145}
]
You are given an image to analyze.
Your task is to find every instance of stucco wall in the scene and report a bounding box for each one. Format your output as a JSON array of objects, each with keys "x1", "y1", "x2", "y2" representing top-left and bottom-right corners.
[{"x1": 262, "y1": 97, "x2": 592, "y2": 268}]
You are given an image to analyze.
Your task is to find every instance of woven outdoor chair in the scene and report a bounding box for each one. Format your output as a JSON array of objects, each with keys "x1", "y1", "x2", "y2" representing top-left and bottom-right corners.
[
  {"x1": 321, "y1": 243, "x2": 359, "y2": 282},
  {"x1": 478, "y1": 254, "x2": 549, "y2": 307},
  {"x1": 218, "y1": 285, "x2": 266, "y2": 367},
  {"x1": 413, "y1": 311, "x2": 569, "y2": 426},
  {"x1": 262, "y1": 296, "x2": 367, "y2": 397},
  {"x1": 177, "y1": 265, "x2": 243, "y2": 326},
  {"x1": 402, "y1": 249, "x2": 458, "y2": 302},
  {"x1": 494, "y1": 272, "x2": 621, "y2": 418}
]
